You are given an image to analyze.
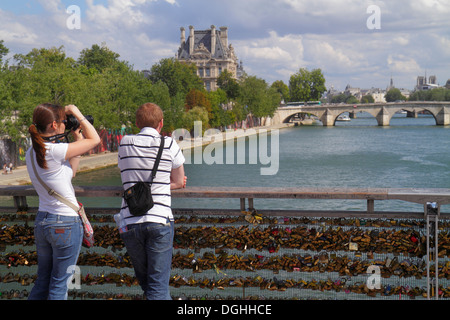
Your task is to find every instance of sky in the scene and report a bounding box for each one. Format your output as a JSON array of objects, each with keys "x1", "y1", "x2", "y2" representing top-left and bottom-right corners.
[{"x1": 1, "y1": 0, "x2": 449, "y2": 91}]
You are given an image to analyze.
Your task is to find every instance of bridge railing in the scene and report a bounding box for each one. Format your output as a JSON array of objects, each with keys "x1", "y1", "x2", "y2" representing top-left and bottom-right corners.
[{"x1": 1, "y1": 185, "x2": 449, "y2": 300}]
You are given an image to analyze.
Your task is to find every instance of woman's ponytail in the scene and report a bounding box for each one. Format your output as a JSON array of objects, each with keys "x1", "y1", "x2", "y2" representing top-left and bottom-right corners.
[
  {"x1": 29, "y1": 103, "x2": 65, "y2": 169},
  {"x1": 29, "y1": 123, "x2": 48, "y2": 169}
]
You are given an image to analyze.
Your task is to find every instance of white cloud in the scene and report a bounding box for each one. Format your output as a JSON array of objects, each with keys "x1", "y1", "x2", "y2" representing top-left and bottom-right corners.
[
  {"x1": 282, "y1": 0, "x2": 363, "y2": 15},
  {"x1": 303, "y1": 38, "x2": 360, "y2": 72},
  {"x1": 85, "y1": 0, "x2": 150, "y2": 30},
  {"x1": 387, "y1": 54, "x2": 422, "y2": 74},
  {"x1": 0, "y1": 10, "x2": 38, "y2": 45},
  {"x1": 410, "y1": 0, "x2": 450, "y2": 14},
  {"x1": 393, "y1": 36, "x2": 410, "y2": 46},
  {"x1": 36, "y1": 0, "x2": 63, "y2": 13},
  {"x1": 1, "y1": 0, "x2": 449, "y2": 90},
  {"x1": 234, "y1": 31, "x2": 305, "y2": 82}
]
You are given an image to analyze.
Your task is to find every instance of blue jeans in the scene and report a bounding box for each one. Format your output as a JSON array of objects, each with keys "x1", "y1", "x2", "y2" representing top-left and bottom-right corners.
[
  {"x1": 120, "y1": 220, "x2": 174, "y2": 300},
  {"x1": 29, "y1": 211, "x2": 83, "y2": 300}
]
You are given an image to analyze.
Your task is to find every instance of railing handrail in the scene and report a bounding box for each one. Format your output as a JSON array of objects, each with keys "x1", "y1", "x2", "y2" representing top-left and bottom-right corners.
[
  {"x1": 1, "y1": 185, "x2": 450, "y2": 201},
  {"x1": 2, "y1": 185, "x2": 450, "y2": 200},
  {"x1": 2, "y1": 185, "x2": 450, "y2": 215}
]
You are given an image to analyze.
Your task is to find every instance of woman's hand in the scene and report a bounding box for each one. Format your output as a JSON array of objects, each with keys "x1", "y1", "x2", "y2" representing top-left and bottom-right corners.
[
  {"x1": 70, "y1": 127, "x2": 84, "y2": 142},
  {"x1": 64, "y1": 104, "x2": 101, "y2": 161},
  {"x1": 65, "y1": 104, "x2": 81, "y2": 117}
]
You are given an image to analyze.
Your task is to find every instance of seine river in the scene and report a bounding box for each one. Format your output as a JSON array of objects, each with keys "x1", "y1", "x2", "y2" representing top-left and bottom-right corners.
[{"x1": 72, "y1": 112, "x2": 450, "y2": 214}]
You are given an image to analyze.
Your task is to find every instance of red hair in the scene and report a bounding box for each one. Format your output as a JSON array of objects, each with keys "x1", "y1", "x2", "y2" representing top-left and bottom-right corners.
[{"x1": 136, "y1": 103, "x2": 163, "y2": 129}]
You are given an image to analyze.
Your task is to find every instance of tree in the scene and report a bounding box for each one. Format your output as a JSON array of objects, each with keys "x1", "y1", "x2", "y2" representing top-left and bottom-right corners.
[
  {"x1": 346, "y1": 95, "x2": 359, "y2": 104},
  {"x1": 238, "y1": 75, "x2": 280, "y2": 118},
  {"x1": 409, "y1": 88, "x2": 450, "y2": 102},
  {"x1": 185, "y1": 88, "x2": 211, "y2": 113},
  {"x1": 78, "y1": 44, "x2": 121, "y2": 73},
  {"x1": 330, "y1": 93, "x2": 348, "y2": 103},
  {"x1": 217, "y1": 69, "x2": 240, "y2": 100},
  {"x1": 148, "y1": 58, "x2": 204, "y2": 97},
  {"x1": 0, "y1": 40, "x2": 9, "y2": 68},
  {"x1": 271, "y1": 80, "x2": 290, "y2": 103},
  {"x1": 207, "y1": 88, "x2": 234, "y2": 129},
  {"x1": 385, "y1": 88, "x2": 406, "y2": 102},
  {"x1": 182, "y1": 106, "x2": 209, "y2": 135},
  {"x1": 289, "y1": 68, "x2": 326, "y2": 102},
  {"x1": 309, "y1": 69, "x2": 327, "y2": 101},
  {"x1": 361, "y1": 94, "x2": 374, "y2": 103}
]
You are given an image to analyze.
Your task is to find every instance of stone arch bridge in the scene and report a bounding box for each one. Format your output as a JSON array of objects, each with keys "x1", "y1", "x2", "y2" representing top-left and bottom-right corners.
[{"x1": 271, "y1": 101, "x2": 450, "y2": 126}]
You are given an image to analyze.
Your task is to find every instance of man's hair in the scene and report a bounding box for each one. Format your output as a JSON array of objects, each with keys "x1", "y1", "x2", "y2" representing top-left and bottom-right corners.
[{"x1": 136, "y1": 103, "x2": 163, "y2": 129}]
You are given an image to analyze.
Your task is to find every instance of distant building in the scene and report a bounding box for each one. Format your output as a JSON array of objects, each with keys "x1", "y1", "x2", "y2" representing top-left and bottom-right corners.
[
  {"x1": 386, "y1": 76, "x2": 394, "y2": 91},
  {"x1": 386, "y1": 76, "x2": 410, "y2": 99},
  {"x1": 177, "y1": 25, "x2": 244, "y2": 91},
  {"x1": 369, "y1": 88, "x2": 387, "y2": 103},
  {"x1": 415, "y1": 74, "x2": 438, "y2": 91},
  {"x1": 344, "y1": 84, "x2": 362, "y2": 100}
]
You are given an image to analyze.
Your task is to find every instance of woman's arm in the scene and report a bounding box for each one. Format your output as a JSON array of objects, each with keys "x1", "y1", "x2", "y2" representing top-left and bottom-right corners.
[
  {"x1": 68, "y1": 127, "x2": 84, "y2": 175},
  {"x1": 64, "y1": 105, "x2": 100, "y2": 175}
]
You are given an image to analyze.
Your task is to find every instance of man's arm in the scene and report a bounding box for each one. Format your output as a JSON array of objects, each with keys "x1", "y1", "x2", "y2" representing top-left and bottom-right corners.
[{"x1": 170, "y1": 165, "x2": 187, "y2": 189}]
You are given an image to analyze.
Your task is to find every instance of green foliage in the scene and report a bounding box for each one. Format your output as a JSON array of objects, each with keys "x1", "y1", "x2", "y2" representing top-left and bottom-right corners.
[
  {"x1": 1, "y1": 40, "x2": 328, "y2": 141},
  {"x1": 0, "y1": 40, "x2": 9, "y2": 68},
  {"x1": 271, "y1": 80, "x2": 290, "y2": 103},
  {"x1": 207, "y1": 89, "x2": 235, "y2": 129},
  {"x1": 238, "y1": 75, "x2": 280, "y2": 118},
  {"x1": 385, "y1": 88, "x2": 406, "y2": 102},
  {"x1": 330, "y1": 93, "x2": 360, "y2": 104},
  {"x1": 289, "y1": 68, "x2": 326, "y2": 102},
  {"x1": 148, "y1": 58, "x2": 204, "y2": 97},
  {"x1": 361, "y1": 94, "x2": 374, "y2": 103},
  {"x1": 409, "y1": 87, "x2": 450, "y2": 101},
  {"x1": 182, "y1": 106, "x2": 209, "y2": 135},
  {"x1": 345, "y1": 95, "x2": 359, "y2": 104},
  {"x1": 217, "y1": 70, "x2": 240, "y2": 100},
  {"x1": 78, "y1": 44, "x2": 121, "y2": 73}
]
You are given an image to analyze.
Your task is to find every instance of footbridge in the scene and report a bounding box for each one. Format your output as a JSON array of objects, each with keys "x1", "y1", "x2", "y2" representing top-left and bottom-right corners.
[{"x1": 271, "y1": 101, "x2": 450, "y2": 126}]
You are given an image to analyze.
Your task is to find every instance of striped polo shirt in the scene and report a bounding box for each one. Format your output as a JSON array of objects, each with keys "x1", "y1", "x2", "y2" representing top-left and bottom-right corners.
[{"x1": 117, "y1": 127, "x2": 185, "y2": 226}]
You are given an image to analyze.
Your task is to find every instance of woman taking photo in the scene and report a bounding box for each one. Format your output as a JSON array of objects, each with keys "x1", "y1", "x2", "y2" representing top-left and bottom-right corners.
[{"x1": 26, "y1": 103, "x2": 100, "y2": 300}]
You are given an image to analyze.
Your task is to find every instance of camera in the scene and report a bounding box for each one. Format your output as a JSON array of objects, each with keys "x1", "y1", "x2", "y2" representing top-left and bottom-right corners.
[{"x1": 66, "y1": 115, "x2": 94, "y2": 131}]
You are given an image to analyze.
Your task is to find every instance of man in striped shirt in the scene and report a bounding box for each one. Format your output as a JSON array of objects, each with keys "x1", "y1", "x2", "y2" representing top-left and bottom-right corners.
[{"x1": 115, "y1": 103, "x2": 186, "y2": 300}]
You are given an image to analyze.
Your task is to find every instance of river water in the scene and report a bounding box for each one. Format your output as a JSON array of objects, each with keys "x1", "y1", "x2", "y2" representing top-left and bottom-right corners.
[{"x1": 71, "y1": 112, "x2": 450, "y2": 214}]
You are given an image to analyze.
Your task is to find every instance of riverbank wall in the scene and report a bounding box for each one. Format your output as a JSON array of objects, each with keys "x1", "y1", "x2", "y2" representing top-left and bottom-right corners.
[{"x1": 0, "y1": 123, "x2": 294, "y2": 186}]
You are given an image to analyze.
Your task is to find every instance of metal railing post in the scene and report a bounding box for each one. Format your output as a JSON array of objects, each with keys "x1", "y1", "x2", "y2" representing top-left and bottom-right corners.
[{"x1": 425, "y1": 202, "x2": 439, "y2": 300}]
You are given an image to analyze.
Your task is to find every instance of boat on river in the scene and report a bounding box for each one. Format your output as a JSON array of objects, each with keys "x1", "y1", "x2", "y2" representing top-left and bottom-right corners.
[{"x1": 337, "y1": 114, "x2": 351, "y2": 121}]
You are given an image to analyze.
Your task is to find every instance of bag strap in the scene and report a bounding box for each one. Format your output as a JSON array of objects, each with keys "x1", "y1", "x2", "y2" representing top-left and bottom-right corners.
[
  {"x1": 150, "y1": 136, "x2": 165, "y2": 183},
  {"x1": 31, "y1": 150, "x2": 80, "y2": 213}
]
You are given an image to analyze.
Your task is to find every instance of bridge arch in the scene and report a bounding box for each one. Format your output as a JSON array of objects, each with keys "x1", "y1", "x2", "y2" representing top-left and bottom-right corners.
[
  {"x1": 282, "y1": 111, "x2": 322, "y2": 124},
  {"x1": 272, "y1": 102, "x2": 450, "y2": 126}
]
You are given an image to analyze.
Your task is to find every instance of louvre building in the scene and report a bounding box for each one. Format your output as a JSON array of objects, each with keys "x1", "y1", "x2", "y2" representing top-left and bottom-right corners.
[{"x1": 177, "y1": 25, "x2": 244, "y2": 91}]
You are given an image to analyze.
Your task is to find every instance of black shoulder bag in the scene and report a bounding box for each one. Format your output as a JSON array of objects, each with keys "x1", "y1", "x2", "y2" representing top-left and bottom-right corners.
[{"x1": 123, "y1": 137, "x2": 165, "y2": 216}]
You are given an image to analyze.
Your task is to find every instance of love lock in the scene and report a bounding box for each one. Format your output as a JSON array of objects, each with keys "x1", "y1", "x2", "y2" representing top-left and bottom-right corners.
[
  {"x1": 349, "y1": 242, "x2": 358, "y2": 251},
  {"x1": 318, "y1": 251, "x2": 329, "y2": 264}
]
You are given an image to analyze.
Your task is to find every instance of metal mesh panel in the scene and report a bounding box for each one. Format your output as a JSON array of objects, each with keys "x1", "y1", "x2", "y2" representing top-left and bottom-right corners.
[{"x1": 1, "y1": 211, "x2": 449, "y2": 300}]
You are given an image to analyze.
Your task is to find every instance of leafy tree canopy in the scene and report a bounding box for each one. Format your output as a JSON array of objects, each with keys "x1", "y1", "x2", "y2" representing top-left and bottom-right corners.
[
  {"x1": 289, "y1": 68, "x2": 326, "y2": 102},
  {"x1": 385, "y1": 88, "x2": 406, "y2": 102}
]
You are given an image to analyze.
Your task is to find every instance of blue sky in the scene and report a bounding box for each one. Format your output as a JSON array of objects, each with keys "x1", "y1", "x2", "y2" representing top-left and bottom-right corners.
[{"x1": 1, "y1": 0, "x2": 450, "y2": 91}]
